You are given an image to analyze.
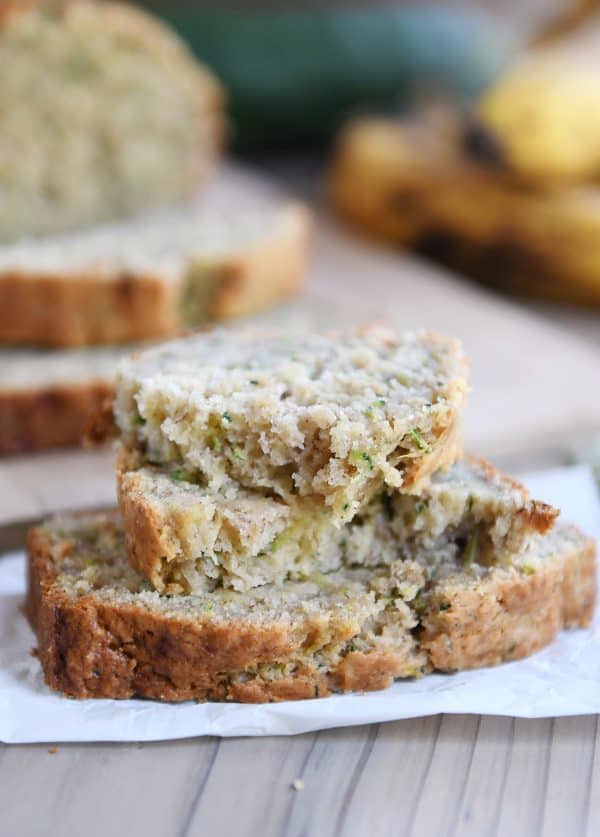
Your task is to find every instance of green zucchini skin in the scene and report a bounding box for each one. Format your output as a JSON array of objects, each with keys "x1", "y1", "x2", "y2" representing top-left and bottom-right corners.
[{"x1": 144, "y1": 5, "x2": 515, "y2": 148}]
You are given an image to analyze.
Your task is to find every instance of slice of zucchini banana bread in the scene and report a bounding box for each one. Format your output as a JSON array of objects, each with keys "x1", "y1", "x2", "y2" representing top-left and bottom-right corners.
[
  {"x1": 25, "y1": 511, "x2": 595, "y2": 702},
  {"x1": 0, "y1": 198, "x2": 310, "y2": 347},
  {"x1": 114, "y1": 326, "x2": 468, "y2": 522},
  {"x1": 0, "y1": 345, "x2": 133, "y2": 453},
  {"x1": 117, "y1": 451, "x2": 557, "y2": 594}
]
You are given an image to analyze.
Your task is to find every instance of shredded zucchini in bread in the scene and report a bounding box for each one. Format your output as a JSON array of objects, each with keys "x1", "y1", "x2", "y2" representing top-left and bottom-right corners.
[{"x1": 118, "y1": 453, "x2": 557, "y2": 593}]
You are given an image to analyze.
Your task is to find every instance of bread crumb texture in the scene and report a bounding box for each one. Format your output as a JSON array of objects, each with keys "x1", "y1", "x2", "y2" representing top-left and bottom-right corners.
[
  {"x1": 115, "y1": 326, "x2": 468, "y2": 522},
  {"x1": 117, "y1": 452, "x2": 557, "y2": 594}
]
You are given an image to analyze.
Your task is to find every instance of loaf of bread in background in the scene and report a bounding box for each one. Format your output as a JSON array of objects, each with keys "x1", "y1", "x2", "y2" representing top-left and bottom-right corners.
[
  {"x1": 0, "y1": 164, "x2": 314, "y2": 453},
  {"x1": 0, "y1": 197, "x2": 311, "y2": 453},
  {"x1": 0, "y1": 346, "x2": 129, "y2": 453},
  {"x1": 0, "y1": 0, "x2": 224, "y2": 243}
]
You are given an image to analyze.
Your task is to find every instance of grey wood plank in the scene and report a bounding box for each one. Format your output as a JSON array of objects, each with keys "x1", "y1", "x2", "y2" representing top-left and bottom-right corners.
[
  {"x1": 539, "y1": 716, "x2": 597, "y2": 837},
  {"x1": 448, "y1": 715, "x2": 515, "y2": 837},
  {"x1": 317, "y1": 716, "x2": 443, "y2": 837},
  {"x1": 1, "y1": 715, "x2": 599, "y2": 837},
  {"x1": 407, "y1": 715, "x2": 481, "y2": 837},
  {"x1": 495, "y1": 718, "x2": 554, "y2": 837},
  {"x1": 0, "y1": 739, "x2": 219, "y2": 837},
  {"x1": 182, "y1": 733, "x2": 317, "y2": 837},
  {"x1": 280, "y1": 724, "x2": 377, "y2": 837},
  {"x1": 585, "y1": 715, "x2": 600, "y2": 837}
]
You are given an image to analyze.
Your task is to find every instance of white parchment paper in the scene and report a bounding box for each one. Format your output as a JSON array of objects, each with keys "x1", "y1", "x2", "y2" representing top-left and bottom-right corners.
[{"x1": 1, "y1": 465, "x2": 598, "y2": 743}]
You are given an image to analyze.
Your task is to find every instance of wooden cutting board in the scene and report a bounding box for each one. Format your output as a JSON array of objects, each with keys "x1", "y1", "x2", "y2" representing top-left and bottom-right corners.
[{"x1": 2, "y1": 163, "x2": 600, "y2": 525}]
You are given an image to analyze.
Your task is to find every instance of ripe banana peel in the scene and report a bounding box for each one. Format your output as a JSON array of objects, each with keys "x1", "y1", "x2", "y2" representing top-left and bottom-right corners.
[
  {"x1": 330, "y1": 115, "x2": 600, "y2": 306},
  {"x1": 474, "y1": 51, "x2": 600, "y2": 187}
]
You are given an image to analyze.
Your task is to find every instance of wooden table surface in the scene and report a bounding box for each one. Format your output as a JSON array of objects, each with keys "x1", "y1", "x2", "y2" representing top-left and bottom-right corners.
[{"x1": 1, "y1": 163, "x2": 599, "y2": 837}]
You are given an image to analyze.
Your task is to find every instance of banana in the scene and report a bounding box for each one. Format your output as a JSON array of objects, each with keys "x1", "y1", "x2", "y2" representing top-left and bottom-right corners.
[
  {"x1": 474, "y1": 50, "x2": 600, "y2": 186},
  {"x1": 330, "y1": 115, "x2": 600, "y2": 306}
]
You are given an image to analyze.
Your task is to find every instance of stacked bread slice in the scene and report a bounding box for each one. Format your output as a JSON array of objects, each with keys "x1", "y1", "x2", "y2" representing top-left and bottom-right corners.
[
  {"x1": 0, "y1": 202, "x2": 310, "y2": 453},
  {"x1": 26, "y1": 326, "x2": 597, "y2": 702},
  {"x1": 0, "y1": 1, "x2": 310, "y2": 453}
]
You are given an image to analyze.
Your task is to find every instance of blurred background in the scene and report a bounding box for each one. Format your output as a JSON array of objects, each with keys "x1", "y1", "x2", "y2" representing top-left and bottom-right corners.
[
  {"x1": 2, "y1": 0, "x2": 600, "y2": 518},
  {"x1": 136, "y1": 1, "x2": 600, "y2": 359},
  {"x1": 136, "y1": 0, "x2": 600, "y2": 319}
]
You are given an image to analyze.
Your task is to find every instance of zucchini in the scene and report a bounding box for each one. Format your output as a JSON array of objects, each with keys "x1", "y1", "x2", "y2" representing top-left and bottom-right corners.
[{"x1": 142, "y1": 5, "x2": 515, "y2": 148}]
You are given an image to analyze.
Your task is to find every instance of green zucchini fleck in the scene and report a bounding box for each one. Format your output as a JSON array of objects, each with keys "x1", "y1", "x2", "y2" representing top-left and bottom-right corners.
[
  {"x1": 463, "y1": 531, "x2": 478, "y2": 567},
  {"x1": 350, "y1": 450, "x2": 374, "y2": 471},
  {"x1": 208, "y1": 432, "x2": 222, "y2": 452},
  {"x1": 409, "y1": 429, "x2": 432, "y2": 453},
  {"x1": 170, "y1": 467, "x2": 192, "y2": 482}
]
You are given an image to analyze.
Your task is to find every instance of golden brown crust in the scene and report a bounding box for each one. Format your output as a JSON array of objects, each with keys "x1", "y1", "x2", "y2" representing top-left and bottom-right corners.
[
  {"x1": 0, "y1": 206, "x2": 311, "y2": 347},
  {"x1": 26, "y1": 520, "x2": 414, "y2": 701},
  {"x1": 25, "y1": 514, "x2": 596, "y2": 702},
  {"x1": 560, "y1": 536, "x2": 598, "y2": 628},
  {"x1": 226, "y1": 673, "x2": 328, "y2": 703},
  {"x1": 0, "y1": 380, "x2": 113, "y2": 454},
  {"x1": 205, "y1": 205, "x2": 312, "y2": 320},
  {"x1": 464, "y1": 453, "x2": 559, "y2": 535},
  {"x1": 116, "y1": 457, "x2": 172, "y2": 592},
  {"x1": 420, "y1": 532, "x2": 597, "y2": 671},
  {"x1": 401, "y1": 408, "x2": 463, "y2": 492},
  {"x1": 333, "y1": 648, "x2": 423, "y2": 693},
  {"x1": 0, "y1": 271, "x2": 180, "y2": 347}
]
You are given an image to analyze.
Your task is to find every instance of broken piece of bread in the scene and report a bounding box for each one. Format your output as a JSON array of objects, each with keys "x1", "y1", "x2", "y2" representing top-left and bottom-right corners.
[
  {"x1": 117, "y1": 452, "x2": 557, "y2": 594},
  {"x1": 114, "y1": 326, "x2": 468, "y2": 521}
]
